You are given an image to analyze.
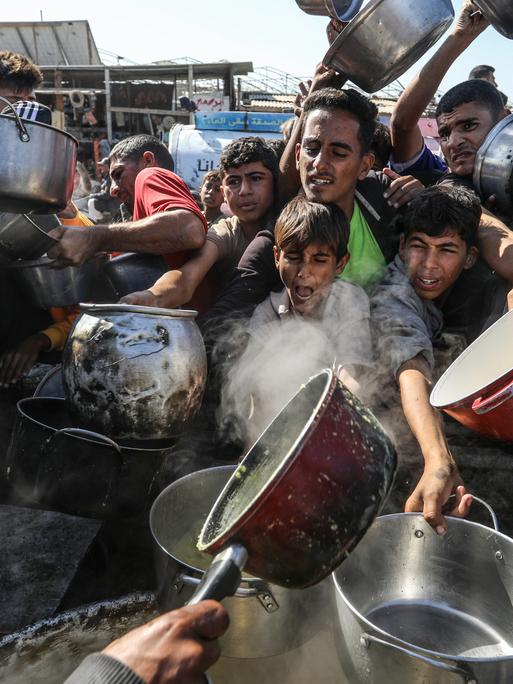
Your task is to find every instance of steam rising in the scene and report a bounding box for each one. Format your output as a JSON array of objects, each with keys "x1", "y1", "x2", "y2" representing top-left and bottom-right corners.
[{"x1": 217, "y1": 317, "x2": 357, "y2": 448}]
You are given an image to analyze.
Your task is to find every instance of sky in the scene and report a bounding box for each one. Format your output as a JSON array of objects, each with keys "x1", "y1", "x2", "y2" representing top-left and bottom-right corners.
[{"x1": 1, "y1": 0, "x2": 512, "y2": 97}]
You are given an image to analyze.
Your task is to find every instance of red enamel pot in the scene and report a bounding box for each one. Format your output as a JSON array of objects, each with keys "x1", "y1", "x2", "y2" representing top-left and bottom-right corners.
[
  {"x1": 186, "y1": 369, "x2": 396, "y2": 605},
  {"x1": 431, "y1": 309, "x2": 513, "y2": 442}
]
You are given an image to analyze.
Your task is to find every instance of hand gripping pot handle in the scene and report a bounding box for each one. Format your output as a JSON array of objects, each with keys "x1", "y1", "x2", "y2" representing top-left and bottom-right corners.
[
  {"x1": 0, "y1": 95, "x2": 30, "y2": 142},
  {"x1": 472, "y1": 378, "x2": 513, "y2": 415},
  {"x1": 360, "y1": 634, "x2": 477, "y2": 683}
]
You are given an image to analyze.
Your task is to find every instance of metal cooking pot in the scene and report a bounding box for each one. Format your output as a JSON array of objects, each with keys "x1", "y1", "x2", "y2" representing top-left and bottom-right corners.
[
  {"x1": 333, "y1": 509, "x2": 513, "y2": 683},
  {"x1": 63, "y1": 304, "x2": 207, "y2": 440},
  {"x1": 0, "y1": 96, "x2": 77, "y2": 214},
  {"x1": 0, "y1": 592, "x2": 157, "y2": 684},
  {"x1": 473, "y1": 114, "x2": 513, "y2": 216},
  {"x1": 323, "y1": 0, "x2": 454, "y2": 92},
  {"x1": 150, "y1": 465, "x2": 328, "y2": 659},
  {"x1": 474, "y1": 0, "x2": 513, "y2": 38},
  {"x1": 5, "y1": 397, "x2": 173, "y2": 519},
  {"x1": 431, "y1": 309, "x2": 513, "y2": 442},
  {"x1": 102, "y1": 252, "x2": 170, "y2": 299},
  {"x1": 8, "y1": 254, "x2": 110, "y2": 308},
  {"x1": 295, "y1": 0, "x2": 364, "y2": 20},
  {"x1": 0, "y1": 212, "x2": 60, "y2": 261},
  {"x1": 189, "y1": 370, "x2": 396, "y2": 602}
]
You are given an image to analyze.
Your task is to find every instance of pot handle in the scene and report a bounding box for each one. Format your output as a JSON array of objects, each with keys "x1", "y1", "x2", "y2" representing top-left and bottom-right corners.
[
  {"x1": 0, "y1": 95, "x2": 31, "y2": 142},
  {"x1": 472, "y1": 378, "x2": 513, "y2": 415},
  {"x1": 471, "y1": 494, "x2": 500, "y2": 532},
  {"x1": 46, "y1": 427, "x2": 123, "y2": 453},
  {"x1": 360, "y1": 634, "x2": 477, "y2": 683},
  {"x1": 176, "y1": 572, "x2": 273, "y2": 599}
]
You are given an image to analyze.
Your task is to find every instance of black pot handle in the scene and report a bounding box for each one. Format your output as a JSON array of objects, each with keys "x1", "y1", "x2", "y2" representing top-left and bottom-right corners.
[
  {"x1": 187, "y1": 544, "x2": 248, "y2": 605},
  {"x1": 0, "y1": 95, "x2": 31, "y2": 142}
]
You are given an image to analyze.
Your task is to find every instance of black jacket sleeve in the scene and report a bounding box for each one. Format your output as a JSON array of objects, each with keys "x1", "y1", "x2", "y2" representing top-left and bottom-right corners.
[{"x1": 199, "y1": 229, "x2": 281, "y2": 328}]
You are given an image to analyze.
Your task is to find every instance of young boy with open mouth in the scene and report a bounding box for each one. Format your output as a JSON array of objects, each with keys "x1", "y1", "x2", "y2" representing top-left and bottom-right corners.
[
  {"x1": 223, "y1": 195, "x2": 373, "y2": 445},
  {"x1": 371, "y1": 184, "x2": 510, "y2": 535}
]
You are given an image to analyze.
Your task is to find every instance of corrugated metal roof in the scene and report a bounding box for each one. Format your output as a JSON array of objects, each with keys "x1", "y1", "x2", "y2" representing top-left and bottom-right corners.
[{"x1": 0, "y1": 21, "x2": 102, "y2": 65}]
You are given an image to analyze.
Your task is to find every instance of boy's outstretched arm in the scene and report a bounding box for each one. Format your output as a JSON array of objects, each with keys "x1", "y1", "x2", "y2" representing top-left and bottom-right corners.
[
  {"x1": 398, "y1": 355, "x2": 472, "y2": 533},
  {"x1": 390, "y1": 1, "x2": 489, "y2": 163}
]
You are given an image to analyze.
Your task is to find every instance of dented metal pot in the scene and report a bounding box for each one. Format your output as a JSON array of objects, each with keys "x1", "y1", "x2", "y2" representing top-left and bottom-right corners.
[{"x1": 62, "y1": 304, "x2": 207, "y2": 440}]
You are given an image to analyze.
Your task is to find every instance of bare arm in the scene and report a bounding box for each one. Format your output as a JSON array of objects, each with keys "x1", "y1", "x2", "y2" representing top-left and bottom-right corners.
[
  {"x1": 398, "y1": 355, "x2": 470, "y2": 533},
  {"x1": 478, "y1": 208, "x2": 513, "y2": 283},
  {"x1": 121, "y1": 241, "x2": 220, "y2": 309},
  {"x1": 48, "y1": 210, "x2": 205, "y2": 267},
  {"x1": 391, "y1": 1, "x2": 489, "y2": 163}
]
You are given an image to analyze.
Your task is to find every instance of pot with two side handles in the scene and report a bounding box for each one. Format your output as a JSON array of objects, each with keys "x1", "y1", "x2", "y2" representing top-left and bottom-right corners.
[
  {"x1": 150, "y1": 465, "x2": 330, "y2": 659},
  {"x1": 333, "y1": 505, "x2": 513, "y2": 683}
]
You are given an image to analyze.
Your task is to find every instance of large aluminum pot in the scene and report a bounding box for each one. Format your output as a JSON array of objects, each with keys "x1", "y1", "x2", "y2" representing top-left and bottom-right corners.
[
  {"x1": 295, "y1": 0, "x2": 363, "y2": 20},
  {"x1": 333, "y1": 512, "x2": 513, "y2": 683},
  {"x1": 0, "y1": 212, "x2": 60, "y2": 261},
  {"x1": 0, "y1": 96, "x2": 77, "y2": 214},
  {"x1": 5, "y1": 397, "x2": 172, "y2": 519},
  {"x1": 150, "y1": 465, "x2": 328, "y2": 659},
  {"x1": 63, "y1": 304, "x2": 207, "y2": 440},
  {"x1": 8, "y1": 254, "x2": 110, "y2": 308},
  {"x1": 0, "y1": 593, "x2": 156, "y2": 684},
  {"x1": 473, "y1": 114, "x2": 513, "y2": 216},
  {"x1": 431, "y1": 309, "x2": 513, "y2": 442},
  {"x1": 323, "y1": 0, "x2": 454, "y2": 92},
  {"x1": 474, "y1": 0, "x2": 513, "y2": 38}
]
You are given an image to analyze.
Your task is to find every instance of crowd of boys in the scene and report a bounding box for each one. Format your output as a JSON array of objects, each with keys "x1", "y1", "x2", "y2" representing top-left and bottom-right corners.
[{"x1": 3, "y1": 0, "x2": 513, "y2": 681}]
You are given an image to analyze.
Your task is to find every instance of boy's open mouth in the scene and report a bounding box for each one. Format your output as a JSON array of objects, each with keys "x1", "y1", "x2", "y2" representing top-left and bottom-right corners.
[
  {"x1": 415, "y1": 275, "x2": 440, "y2": 291},
  {"x1": 295, "y1": 285, "x2": 314, "y2": 299}
]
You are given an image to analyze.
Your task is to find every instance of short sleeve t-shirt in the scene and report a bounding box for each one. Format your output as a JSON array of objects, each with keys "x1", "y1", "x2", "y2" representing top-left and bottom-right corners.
[
  {"x1": 132, "y1": 167, "x2": 220, "y2": 315},
  {"x1": 340, "y1": 200, "x2": 386, "y2": 289},
  {"x1": 206, "y1": 216, "x2": 251, "y2": 269},
  {"x1": 132, "y1": 167, "x2": 207, "y2": 269},
  {"x1": 390, "y1": 143, "x2": 448, "y2": 176}
]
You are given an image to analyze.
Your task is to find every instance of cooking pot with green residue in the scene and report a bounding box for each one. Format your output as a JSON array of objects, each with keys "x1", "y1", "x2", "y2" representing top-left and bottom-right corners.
[{"x1": 150, "y1": 465, "x2": 330, "y2": 659}]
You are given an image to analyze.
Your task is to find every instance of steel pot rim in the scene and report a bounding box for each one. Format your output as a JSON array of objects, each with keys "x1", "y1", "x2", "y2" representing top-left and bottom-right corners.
[
  {"x1": 15, "y1": 397, "x2": 175, "y2": 453},
  {"x1": 150, "y1": 465, "x2": 261, "y2": 586},
  {"x1": 0, "y1": 111, "x2": 79, "y2": 145},
  {"x1": 333, "y1": 512, "x2": 513, "y2": 664},
  {"x1": 78, "y1": 302, "x2": 198, "y2": 319},
  {"x1": 473, "y1": 112, "x2": 513, "y2": 198}
]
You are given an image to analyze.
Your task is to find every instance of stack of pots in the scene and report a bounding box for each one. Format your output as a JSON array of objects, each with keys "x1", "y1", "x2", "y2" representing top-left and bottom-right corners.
[
  {"x1": 6, "y1": 304, "x2": 208, "y2": 519},
  {"x1": 0, "y1": 96, "x2": 113, "y2": 306}
]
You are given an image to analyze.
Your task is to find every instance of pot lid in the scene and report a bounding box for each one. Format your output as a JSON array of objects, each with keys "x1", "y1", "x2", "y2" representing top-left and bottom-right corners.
[{"x1": 78, "y1": 303, "x2": 198, "y2": 319}]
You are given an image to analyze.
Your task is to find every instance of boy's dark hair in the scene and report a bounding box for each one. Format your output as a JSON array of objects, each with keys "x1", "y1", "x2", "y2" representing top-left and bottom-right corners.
[
  {"x1": 371, "y1": 122, "x2": 392, "y2": 169},
  {"x1": 218, "y1": 136, "x2": 278, "y2": 181},
  {"x1": 468, "y1": 64, "x2": 495, "y2": 80},
  {"x1": 436, "y1": 80, "x2": 504, "y2": 123},
  {"x1": 0, "y1": 50, "x2": 43, "y2": 93},
  {"x1": 275, "y1": 195, "x2": 349, "y2": 261},
  {"x1": 302, "y1": 87, "x2": 378, "y2": 153},
  {"x1": 110, "y1": 134, "x2": 174, "y2": 172},
  {"x1": 200, "y1": 170, "x2": 221, "y2": 188},
  {"x1": 400, "y1": 185, "x2": 482, "y2": 247}
]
